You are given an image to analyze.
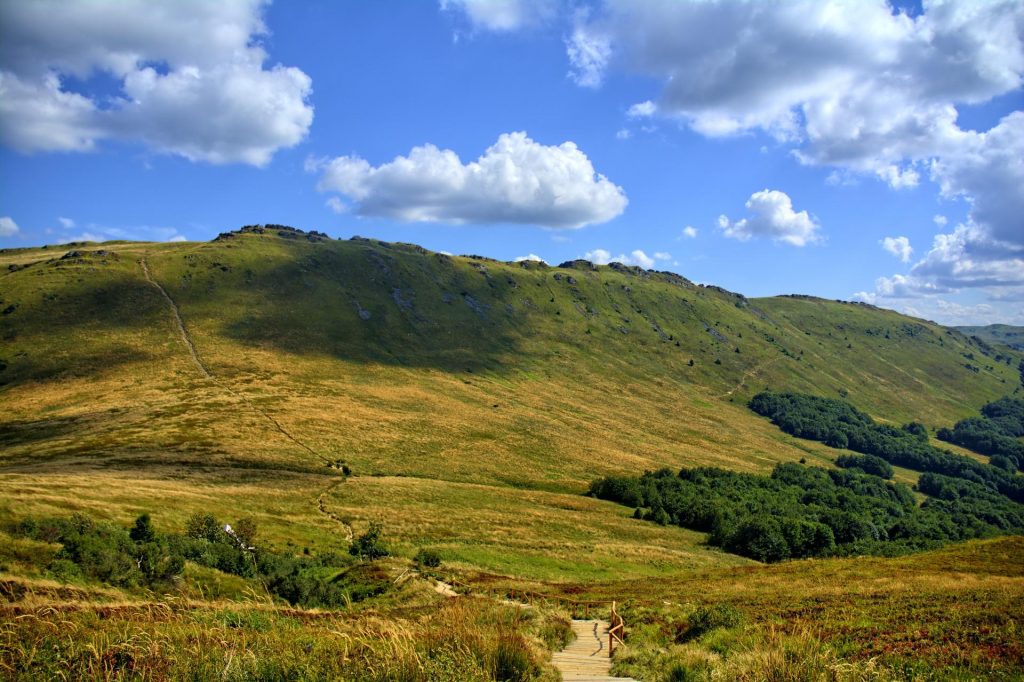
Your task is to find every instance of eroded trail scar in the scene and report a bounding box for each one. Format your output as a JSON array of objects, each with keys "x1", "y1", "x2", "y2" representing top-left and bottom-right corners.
[
  {"x1": 720, "y1": 355, "x2": 781, "y2": 399},
  {"x1": 140, "y1": 258, "x2": 211, "y2": 378},
  {"x1": 140, "y1": 257, "x2": 329, "y2": 464},
  {"x1": 317, "y1": 482, "x2": 355, "y2": 542}
]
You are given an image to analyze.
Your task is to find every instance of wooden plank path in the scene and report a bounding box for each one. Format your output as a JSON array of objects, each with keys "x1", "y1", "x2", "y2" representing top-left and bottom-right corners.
[{"x1": 552, "y1": 619, "x2": 638, "y2": 682}]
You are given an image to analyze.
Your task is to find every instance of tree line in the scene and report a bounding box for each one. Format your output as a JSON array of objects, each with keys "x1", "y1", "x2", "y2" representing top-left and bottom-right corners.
[
  {"x1": 589, "y1": 463, "x2": 1024, "y2": 563},
  {"x1": 749, "y1": 392, "x2": 1024, "y2": 503},
  {"x1": 937, "y1": 396, "x2": 1024, "y2": 470}
]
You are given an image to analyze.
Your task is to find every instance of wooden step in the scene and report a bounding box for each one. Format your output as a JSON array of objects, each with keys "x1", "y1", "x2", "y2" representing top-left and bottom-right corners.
[{"x1": 551, "y1": 619, "x2": 639, "y2": 682}]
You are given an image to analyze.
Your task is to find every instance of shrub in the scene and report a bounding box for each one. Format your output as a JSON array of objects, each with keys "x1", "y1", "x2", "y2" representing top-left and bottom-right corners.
[
  {"x1": 185, "y1": 512, "x2": 222, "y2": 542},
  {"x1": 682, "y1": 604, "x2": 743, "y2": 641},
  {"x1": 414, "y1": 547, "x2": 442, "y2": 569},
  {"x1": 349, "y1": 522, "x2": 389, "y2": 560}
]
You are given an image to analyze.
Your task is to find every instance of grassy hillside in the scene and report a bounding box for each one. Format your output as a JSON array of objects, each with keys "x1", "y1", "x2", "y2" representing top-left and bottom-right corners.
[
  {"x1": 1, "y1": 227, "x2": 1022, "y2": 679},
  {"x1": 1, "y1": 228, "x2": 1021, "y2": 562}
]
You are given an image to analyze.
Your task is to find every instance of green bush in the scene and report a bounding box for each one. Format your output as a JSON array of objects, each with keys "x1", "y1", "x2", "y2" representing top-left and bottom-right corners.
[
  {"x1": 349, "y1": 522, "x2": 389, "y2": 560},
  {"x1": 682, "y1": 604, "x2": 743, "y2": 641},
  {"x1": 414, "y1": 547, "x2": 442, "y2": 569}
]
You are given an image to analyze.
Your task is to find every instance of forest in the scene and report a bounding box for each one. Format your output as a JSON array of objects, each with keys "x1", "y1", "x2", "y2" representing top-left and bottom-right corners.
[
  {"x1": 589, "y1": 393, "x2": 1024, "y2": 562},
  {"x1": 749, "y1": 392, "x2": 1024, "y2": 502}
]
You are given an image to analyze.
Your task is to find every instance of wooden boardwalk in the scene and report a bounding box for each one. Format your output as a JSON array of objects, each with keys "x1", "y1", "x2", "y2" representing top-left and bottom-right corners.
[{"x1": 551, "y1": 619, "x2": 638, "y2": 682}]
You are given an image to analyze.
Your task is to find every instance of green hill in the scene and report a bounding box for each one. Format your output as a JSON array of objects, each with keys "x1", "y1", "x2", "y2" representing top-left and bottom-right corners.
[
  {"x1": 2, "y1": 226, "x2": 1018, "y2": 483},
  {"x1": 2, "y1": 226, "x2": 1022, "y2": 680}
]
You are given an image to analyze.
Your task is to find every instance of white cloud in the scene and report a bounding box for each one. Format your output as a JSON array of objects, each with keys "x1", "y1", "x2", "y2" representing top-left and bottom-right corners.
[
  {"x1": 910, "y1": 223, "x2": 1024, "y2": 291},
  {"x1": 0, "y1": 216, "x2": 19, "y2": 236},
  {"x1": 653, "y1": 251, "x2": 671, "y2": 261},
  {"x1": 875, "y1": 164, "x2": 920, "y2": 190},
  {"x1": 933, "y1": 214, "x2": 948, "y2": 227},
  {"x1": 583, "y1": 248, "x2": 655, "y2": 269},
  {"x1": 325, "y1": 197, "x2": 348, "y2": 214},
  {"x1": 514, "y1": 253, "x2": 546, "y2": 263},
  {"x1": 880, "y1": 236, "x2": 913, "y2": 263},
  {"x1": 566, "y1": 10, "x2": 612, "y2": 88},
  {"x1": 570, "y1": 0, "x2": 1022, "y2": 300},
  {"x1": 313, "y1": 131, "x2": 627, "y2": 228},
  {"x1": 875, "y1": 273, "x2": 951, "y2": 298},
  {"x1": 615, "y1": 128, "x2": 632, "y2": 140},
  {"x1": 57, "y1": 216, "x2": 75, "y2": 228},
  {"x1": 441, "y1": 0, "x2": 556, "y2": 32},
  {"x1": 718, "y1": 189, "x2": 820, "y2": 247},
  {"x1": 0, "y1": 0, "x2": 313, "y2": 166},
  {"x1": 626, "y1": 100, "x2": 656, "y2": 118},
  {"x1": 681, "y1": 225, "x2": 697, "y2": 239},
  {"x1": 167, "y1": 234, "x2": 187, "y2": 242},
  {"x1": 851, "y1": 291, "x2": 876, "y2": 304}
]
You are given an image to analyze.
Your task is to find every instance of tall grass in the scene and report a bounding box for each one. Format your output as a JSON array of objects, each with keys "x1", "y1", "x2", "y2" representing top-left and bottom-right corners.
[{"x1": 0, "y1": 597, "x2": 560, "y2": 681}]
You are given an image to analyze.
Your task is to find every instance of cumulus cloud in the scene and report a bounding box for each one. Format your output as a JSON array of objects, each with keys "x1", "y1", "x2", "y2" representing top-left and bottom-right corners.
[
  {"x1": 0, "y1": 216, "x2": 19, "y2": 236},
  {"x1": 514, "y1": 253, "x2": 546, "y2": 263},
  {"x1": 583, "y1": 248, "x2": 656, "y2": 269},
  {"x1": 0, "y1": 0, "x2": 313, "y2": 166},
  {"x1": 57, "y1": 217, "x2": 75, "y2": 228},
  {"x1": 574, "y1": 1, "x2": 1022, "y2": 153},
  {"x1": 441, "y1": 0, "x2": 556, "y2": 31},
  {"x1": 312, "y1": 131, "x2": 627, "y2": 228},
  {"x1": 615, "y1": 129, "x2": 632, "y2": 140},
  {"x1": 881, "y1": 236, "x2": 913, "y2": 263},
  {"x1": 566, "y1": 0, "x2": 1022, "y2": 308},
  {"x1": 933, "y1": 214, "x2": 948, "y2": 227},
  {"x1": 681, "y1": 225, "x2": 698, "y2": 239},
  {"x1": 875, "y1": 164, "x2": 920, "y2": 190},
  {"x1": 718, "y1": 189, "x2": 820, "y2": 247}
]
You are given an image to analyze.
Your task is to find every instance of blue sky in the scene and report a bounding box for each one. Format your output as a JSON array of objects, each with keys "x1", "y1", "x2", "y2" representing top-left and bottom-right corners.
[{"x1": 1, "y1": 0, "x2": 1021, "y2": 325}]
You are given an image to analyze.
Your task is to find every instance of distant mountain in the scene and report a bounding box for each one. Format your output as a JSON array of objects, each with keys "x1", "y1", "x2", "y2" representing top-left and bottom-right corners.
[{"x1": 955, "y1": 324, "x2": 1024, "y2": 351}]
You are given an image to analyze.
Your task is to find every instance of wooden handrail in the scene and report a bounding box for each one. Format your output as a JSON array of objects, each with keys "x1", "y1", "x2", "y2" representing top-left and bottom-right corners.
[
  {"x1": 608, "y1": 600, "x2": 626, "y2": 655},
  {"x1": 501, "y1": 588, "x2": 627, "y2": 653}
]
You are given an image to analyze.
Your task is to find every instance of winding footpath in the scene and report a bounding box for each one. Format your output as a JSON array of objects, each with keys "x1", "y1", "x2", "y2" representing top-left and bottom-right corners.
[
  {"x1": 143, "y1": 257, "x2": 635, "y2": 679},
  {"x1": 552, "y1": 620, "x2": 638, "y2": 682}
]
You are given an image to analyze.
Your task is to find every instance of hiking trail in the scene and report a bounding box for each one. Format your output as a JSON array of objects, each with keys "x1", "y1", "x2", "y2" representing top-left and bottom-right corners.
[{"x1": 552, "y1": 619, "x2": 638, "y2": 682}]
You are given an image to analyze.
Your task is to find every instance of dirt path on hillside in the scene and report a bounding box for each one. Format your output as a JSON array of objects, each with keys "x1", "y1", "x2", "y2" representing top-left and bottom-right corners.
[
  {"x1": 720, "y1": 355, "x2": 781, "y2": 399},
  {"x1": 141, "y1": 258, "x2": 211, "y2": 378},
  {"x1": 140, "y1": 257, "x2": 329, "y2": 465},
  {"x1": 316, "y1": 481, "x2": 355, "y2": 542}
]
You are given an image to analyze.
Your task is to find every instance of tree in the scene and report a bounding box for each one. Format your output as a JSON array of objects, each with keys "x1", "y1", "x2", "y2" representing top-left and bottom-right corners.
[
  {"x1": 185, "y1": 512, "x2": 222, "y2": 542},
  {"x1": 233, "y1": 517, "x2": 258, "y2": 548},
  {"x1": 349, "y1": 522, "x2": 389, "y2": 560},
  {"x1": 130, "y1": 513, "x2": 155, "y2": 544}
]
